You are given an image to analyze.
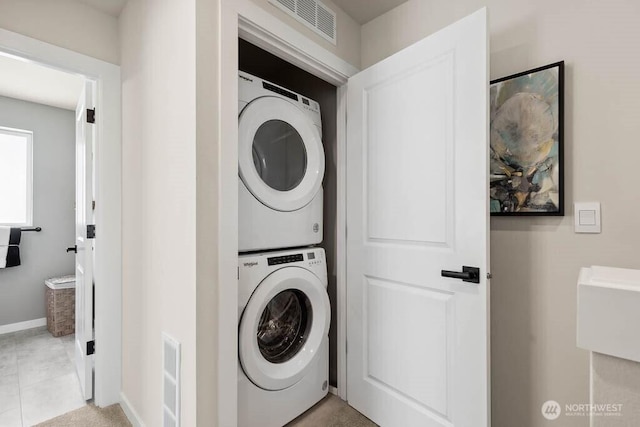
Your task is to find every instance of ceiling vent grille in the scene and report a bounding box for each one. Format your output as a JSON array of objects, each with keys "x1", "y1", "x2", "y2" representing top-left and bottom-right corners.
[{"x1": 270, "y1": 0, "x2": 337, "y2": 44}]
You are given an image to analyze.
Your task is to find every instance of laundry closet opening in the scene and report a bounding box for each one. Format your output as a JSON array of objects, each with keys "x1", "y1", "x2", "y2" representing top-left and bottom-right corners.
[{"x1": 238, "y1": 38, "x2": 339, "y2": 389}]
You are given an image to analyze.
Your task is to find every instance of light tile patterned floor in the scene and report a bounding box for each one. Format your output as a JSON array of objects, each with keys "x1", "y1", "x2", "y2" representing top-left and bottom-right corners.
[{"x1": 0, "y1": 327, "x2": 85, "y2": 426}]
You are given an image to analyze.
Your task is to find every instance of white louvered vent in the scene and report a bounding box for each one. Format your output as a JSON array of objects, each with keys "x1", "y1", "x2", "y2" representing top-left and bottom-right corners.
[
  {"x1": 297, "y1": 0, "x2": 316, "y2": 26},
  {"x1": 270, "y1": 0, "x2": 337, "y2": 44},
  {"x1": 279, "y1": 0, "x2": 295, "y2": 12},
  {"x1": 316, "y1": 3, "x2": 335, "y2": 41},
  {"x1": 163, "y1": 334, "x2": 181, "y2": 427}
]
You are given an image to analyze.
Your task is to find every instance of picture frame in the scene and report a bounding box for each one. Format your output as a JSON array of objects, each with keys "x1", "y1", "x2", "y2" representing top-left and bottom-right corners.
[{"x1": 490, "y1": 61, "x2": 564, "y2": 216}]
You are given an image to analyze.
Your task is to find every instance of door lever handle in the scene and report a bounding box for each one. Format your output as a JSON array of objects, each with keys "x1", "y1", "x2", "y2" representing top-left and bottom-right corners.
[
  {"x1": 66, "y1": 245, "x2": 77, "y2": 253},
  {"x1": 441, "y1": 266, "x2": 480, "y2": 284}
]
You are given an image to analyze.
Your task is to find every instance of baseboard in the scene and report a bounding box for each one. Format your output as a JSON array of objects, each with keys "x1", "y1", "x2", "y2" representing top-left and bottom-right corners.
[
  {"x1": 329, "y1": 386, "x2": 338, "y2": 396},
  {"x1": 0, "y1": 317, "x2": 46, "y2": 335},
  {"x1": 120, "y1": 392, "x2": 145, "y2": 427}
]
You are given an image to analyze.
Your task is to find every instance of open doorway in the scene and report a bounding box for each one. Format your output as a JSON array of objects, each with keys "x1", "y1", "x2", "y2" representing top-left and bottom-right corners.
[
  {"x1": 237, "y1": 38, "x2": 349, "y2": 426},
  {"x1": 238, "y1": 36, "x2": 339, "y2": 388},
  {"x1": 0, "y1": 53, "x2": 92, "y2": 425},
  {"x1": 0, "y1": 27, "x2": 122, "y2": 423}
]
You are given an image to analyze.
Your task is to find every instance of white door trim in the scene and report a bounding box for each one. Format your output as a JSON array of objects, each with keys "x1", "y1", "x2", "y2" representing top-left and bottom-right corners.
[
  {"x1": 219, "y1": 0, "x2": 357, "y2": 424},
  {"x1": 335, "y1": 83, "x2": 348, "y2": 401},
  {"x1": 0, "y1": 29, "x2": 122, "y2": 407}
]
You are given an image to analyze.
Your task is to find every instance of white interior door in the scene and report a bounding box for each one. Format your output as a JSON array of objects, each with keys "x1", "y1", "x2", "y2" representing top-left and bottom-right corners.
[
  {"x1": 75, "y1": 80, "x2": 94, "y2": 400},
  {"x1": 346, "y1": 8, "x2": 489, "y2": 427}
]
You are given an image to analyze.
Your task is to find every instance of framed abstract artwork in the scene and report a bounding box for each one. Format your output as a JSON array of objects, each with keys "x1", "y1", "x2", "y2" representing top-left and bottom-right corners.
[{"x1": 490, "y1": 61, "x2": 564, "y2": 216}]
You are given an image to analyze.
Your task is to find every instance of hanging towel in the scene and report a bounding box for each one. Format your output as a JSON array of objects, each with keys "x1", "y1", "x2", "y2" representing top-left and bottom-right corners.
[
  {"x1": 9, "y1": 228, "x2": 21, "y2": 245},
  {"x1": 0, "y1": 227, "x2": 9, "y2": 246},
  {"x1": 6, "y1": 246, "x2": 20, "y2": 267},
  {"x1": 0, "y1": 227, "x2": 20, "y2": 245},
  {"x1": 0, "y1": 245, "x2": 20, "y2": 268}
]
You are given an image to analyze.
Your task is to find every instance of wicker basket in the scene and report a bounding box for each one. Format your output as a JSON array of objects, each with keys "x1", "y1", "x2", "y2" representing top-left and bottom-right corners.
[{"x1": 46, "y1": 284, "x2": 75, "y2": 337}]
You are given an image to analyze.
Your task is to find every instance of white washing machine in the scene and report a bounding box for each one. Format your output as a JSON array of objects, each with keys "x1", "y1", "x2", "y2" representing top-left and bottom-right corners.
[
  {"x1": 238, "y1": 248, "x2": 330, "y2": 427},
  {"x1": 238, "y1": 71, "x2": 325, "y2": 252}
]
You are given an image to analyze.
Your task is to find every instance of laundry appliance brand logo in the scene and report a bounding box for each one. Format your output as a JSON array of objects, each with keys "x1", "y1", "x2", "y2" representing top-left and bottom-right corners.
[
  {"x1": 239, "y1": 75, "x2": 253, "y2": 83},
  {"x1": 541, "y1": 400, "x2": 561, "y2": 420},
  {"x1": 243, "y1": 261, "x2": 258, "y2": 267}
]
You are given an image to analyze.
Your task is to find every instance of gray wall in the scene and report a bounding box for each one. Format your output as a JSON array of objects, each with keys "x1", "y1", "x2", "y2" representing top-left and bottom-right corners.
[
  {"x1": 0, "y1": 95, "x2": 75, "y2": 326},
  {"x1": 239, "y1": 39, "x2": 339, "y2": 386}
]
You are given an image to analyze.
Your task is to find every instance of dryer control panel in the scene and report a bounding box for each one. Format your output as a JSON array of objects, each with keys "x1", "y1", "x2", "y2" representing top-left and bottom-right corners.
[{"x1": 238, "y1": 70, "x2": 322, "y2": 126}]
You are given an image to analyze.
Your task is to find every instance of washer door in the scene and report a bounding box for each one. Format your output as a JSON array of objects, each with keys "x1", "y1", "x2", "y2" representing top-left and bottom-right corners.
[
  {"x1": 239, "y1": 96, "x2": 325, "y2": 212},
  {"x1": 239, "y1": 267, "x2": 330, "y2": 391}
]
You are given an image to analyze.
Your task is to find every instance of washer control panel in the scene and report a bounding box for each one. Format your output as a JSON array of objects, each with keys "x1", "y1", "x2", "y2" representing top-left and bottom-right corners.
[
  {"x1": 265, "y1": 250, "x2": 325, "y2": 266},
  {"x1": 307, "y1": 251, "x2": 323, "y2": 266},
  {"x1": 267, "y1": 253, "x2": 304, "y2": 266},
  {"x1": 239, "y1": 248, "x2": 327, "y2": 295}
]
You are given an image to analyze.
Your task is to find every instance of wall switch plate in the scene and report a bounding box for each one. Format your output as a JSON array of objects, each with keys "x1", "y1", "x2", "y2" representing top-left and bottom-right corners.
[{"x1": 575, "y1": 202, "x2": 601, "y2": 233}]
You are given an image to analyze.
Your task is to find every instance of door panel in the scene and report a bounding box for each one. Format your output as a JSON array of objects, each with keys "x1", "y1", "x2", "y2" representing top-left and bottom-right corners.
[
  {"x1": 346, "y1": 8, "x2": 488, "y2": 427},
  {"x1": 366, "y1": 54, "x2": 453, "y2": 245},
  {"x1": 75, "y1": 80, "x2": 94, "y2": 400},
  {"x1": 365, "y1": 276, "x2": 452, "y2": 416}
]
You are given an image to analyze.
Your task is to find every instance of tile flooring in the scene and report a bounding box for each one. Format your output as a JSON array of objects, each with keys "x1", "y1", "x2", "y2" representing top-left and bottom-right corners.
[{"x1": 0, "y1": 327, "x2": 86, "y2": 426}]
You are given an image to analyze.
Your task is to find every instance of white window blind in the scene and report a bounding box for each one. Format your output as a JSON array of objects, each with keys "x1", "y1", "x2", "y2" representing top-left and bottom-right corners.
[{"x1": 0, "y1": 127, "x2": 33, "y2": 226}]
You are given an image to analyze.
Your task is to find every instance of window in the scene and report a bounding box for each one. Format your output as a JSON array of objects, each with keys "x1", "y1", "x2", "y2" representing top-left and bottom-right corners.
[{"x1": 0, "y1": 127, "x2": 33, "y2": 226}]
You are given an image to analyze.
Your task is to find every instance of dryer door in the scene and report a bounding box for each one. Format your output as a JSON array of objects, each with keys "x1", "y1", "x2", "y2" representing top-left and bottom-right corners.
[
  {"x1": 239, "y1": 97, "x2": 325, "y2": 212},
  {"x1": 239, "y1": 267, "x2": 330, "y2": 391}
]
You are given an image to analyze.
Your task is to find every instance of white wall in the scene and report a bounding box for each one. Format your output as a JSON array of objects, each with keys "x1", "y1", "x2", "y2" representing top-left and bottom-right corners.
[
  {"x1": 119, "y1": 0, "x2": 197, "y2": 426},
  {"x1": 362, "y1": 1, "x2": 640, "y2": 426},
  {"x1": 0, "y1": 96, "x2": 75, "y2": 326},
  {"x1": 0, "y1": 0, "x2": 119, "y2": 64},
  {"x1": 194, "y1": 0, "x2": 220, "y2": 424}
]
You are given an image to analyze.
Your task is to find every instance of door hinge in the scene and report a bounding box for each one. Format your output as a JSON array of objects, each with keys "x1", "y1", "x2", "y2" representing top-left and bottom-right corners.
[
  {"x1": 87, "y1": 340, "x2": 95, "y2": 355},
  {"x1": 87, "y1": 224, "x2": 96, "y2": 239},
  {"x1": 86, "y1": 108, "x2": 95, "y2": 124}
]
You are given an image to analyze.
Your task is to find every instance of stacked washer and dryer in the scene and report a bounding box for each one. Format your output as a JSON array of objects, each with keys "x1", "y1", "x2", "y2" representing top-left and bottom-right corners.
[{"x1": 237, "y1": 71, "x2": 331, "y2": 427}]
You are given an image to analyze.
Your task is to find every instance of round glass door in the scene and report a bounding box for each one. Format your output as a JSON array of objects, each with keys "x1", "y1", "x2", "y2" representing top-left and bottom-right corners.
[
  {"x1": 257, "y1": 289, "x2": 312, "y2": 363},
  {"x1": 239, "y1": 267, "x2": 330, "y2": 391},
  {"x1": 252, "y1": 120, "x2": 308, "y2": 192},
  {"x1": 238, "y1": 97, "x2": 325, "y2": 212}
]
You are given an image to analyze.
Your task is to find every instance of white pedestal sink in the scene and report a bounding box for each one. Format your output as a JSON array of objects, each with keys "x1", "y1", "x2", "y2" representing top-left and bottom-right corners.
[{"x1": 577, "y1": 265, "x2": 640, "y2": 362}]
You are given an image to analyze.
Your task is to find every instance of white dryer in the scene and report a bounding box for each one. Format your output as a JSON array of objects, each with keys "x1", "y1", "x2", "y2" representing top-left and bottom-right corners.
[
  {"x1": 238, "y1": 248, "x2": 330, "y2": 427},
  {"x1": 238, "y1": 71, "x2": 325, "y2": 252}
]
